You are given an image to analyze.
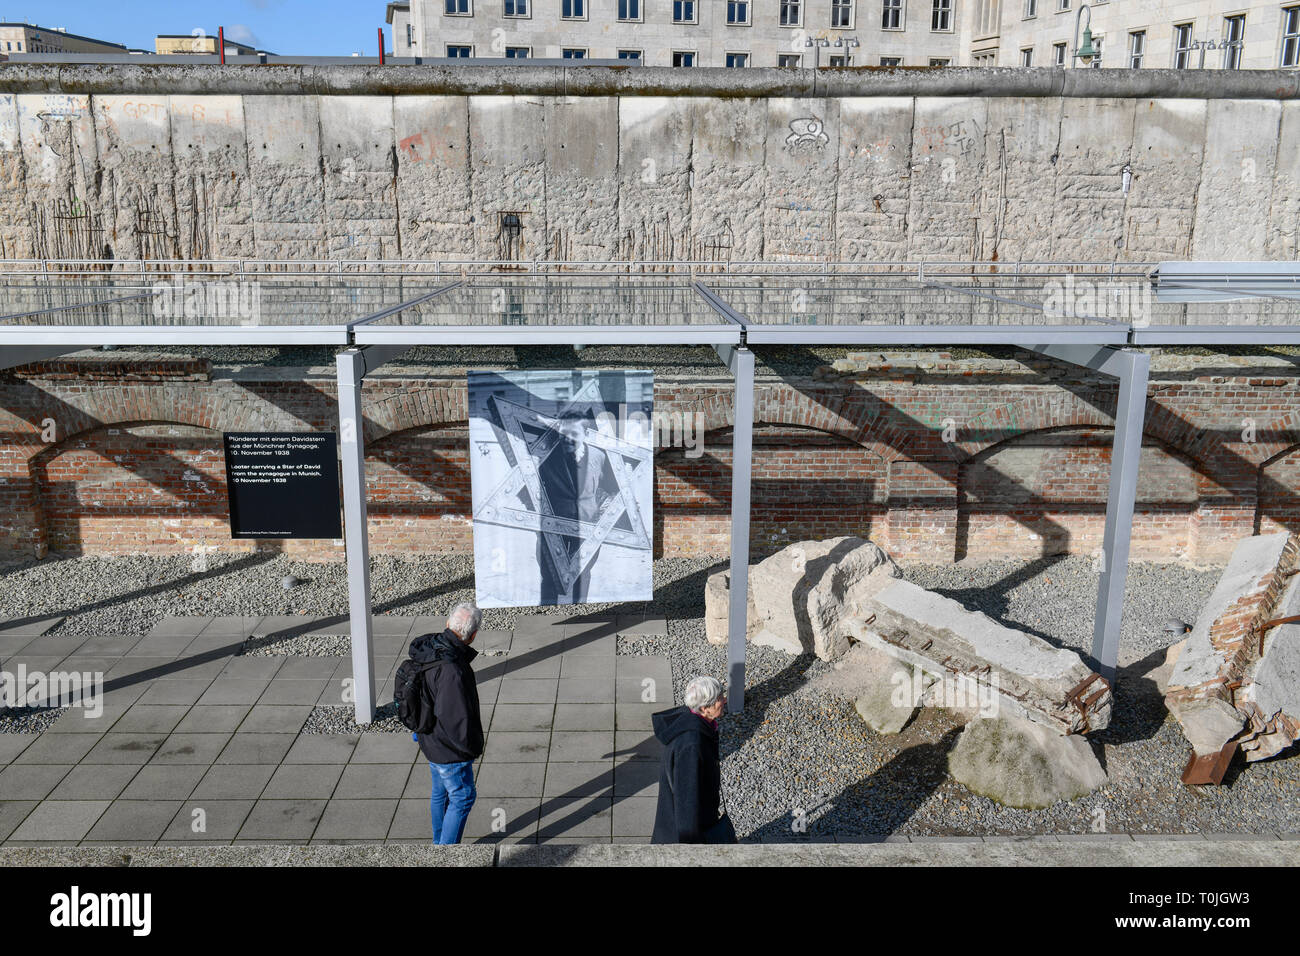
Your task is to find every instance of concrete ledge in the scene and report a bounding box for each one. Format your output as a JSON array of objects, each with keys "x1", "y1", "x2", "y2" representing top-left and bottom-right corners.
[
  {"x1": 2, "y1": 64, "x2": 1299, "y2": 99},
  {"x1": 0, "y1": 845, "x2": 495, "y2": 867}
]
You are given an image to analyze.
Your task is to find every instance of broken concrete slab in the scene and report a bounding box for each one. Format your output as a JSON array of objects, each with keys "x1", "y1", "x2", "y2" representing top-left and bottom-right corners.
[
  {"x1": 849, "y1": 578, "x2": 1112, "y2": 734},
  {"x1": 1169, "y1": 697, "x2": 1246, "y2": 758},
  {"x1": 948, "y1": 713, "x2": 1109, "y2": 810},
  {"x1": 846, "y1": 646, "x2": 919, "y2": 735},
  {"x1": 704, "y1": 536, "x2": 900, "y2": 660}
]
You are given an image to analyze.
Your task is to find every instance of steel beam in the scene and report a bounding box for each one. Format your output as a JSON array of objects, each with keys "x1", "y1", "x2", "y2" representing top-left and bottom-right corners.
[
  {"x1": 1028, "y1": 344, "x2": 1150, "y2": 681},
  {"x1": 336, "y1": 344, "x2": 410, "y2": 723},
  {"x1": 724, "y1": 347, "x2": 755, "y2": 713}
]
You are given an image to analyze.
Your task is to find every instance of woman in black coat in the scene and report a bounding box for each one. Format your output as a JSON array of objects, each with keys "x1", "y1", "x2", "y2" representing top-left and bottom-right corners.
[{"x1": 651, "y1": 675, "x2": 729, "y2": 844}]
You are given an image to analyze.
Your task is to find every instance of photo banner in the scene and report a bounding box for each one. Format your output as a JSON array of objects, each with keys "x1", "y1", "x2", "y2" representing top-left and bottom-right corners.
[{"x1": 468, "y1": 369, "x2": 654, "y2": 609}]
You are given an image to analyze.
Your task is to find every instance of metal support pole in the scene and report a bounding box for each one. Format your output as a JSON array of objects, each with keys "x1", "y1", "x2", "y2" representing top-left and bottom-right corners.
[
  {"x1": 1028, "y1": 344, "x2": 1149, "y2": 682},
  {"x1": 335, "y1": 344, "x2": 410, "y2": 723},
  {"x1": 726, "y1": 347, "x2": 755, "y2": 712}
]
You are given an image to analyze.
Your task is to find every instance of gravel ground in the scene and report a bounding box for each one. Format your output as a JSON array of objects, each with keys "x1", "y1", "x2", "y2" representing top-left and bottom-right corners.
[
  {"x1": 0, "y1": 706, "x2": 65, "y2": 734},
  {"x1": 0, "y1": 551, "x2": 1296, "y2": 837}
]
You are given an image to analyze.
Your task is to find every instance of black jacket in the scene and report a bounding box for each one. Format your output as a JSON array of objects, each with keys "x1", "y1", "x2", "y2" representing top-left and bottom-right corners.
[
  {"x1": 412, "y1": 630, "x2": 484, "y2": 764},
  {"x1": 651, "y1": 705, "x2": 721, "y2": 844}
]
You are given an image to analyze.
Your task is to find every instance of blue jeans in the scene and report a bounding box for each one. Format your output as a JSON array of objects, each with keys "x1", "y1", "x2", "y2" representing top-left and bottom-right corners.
[{"x1": 429, "y1": 760, "x2": 477, "y2": 845}]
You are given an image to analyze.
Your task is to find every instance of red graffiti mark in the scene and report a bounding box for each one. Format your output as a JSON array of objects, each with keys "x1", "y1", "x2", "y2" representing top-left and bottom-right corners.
[{"x1": 399, "y1": 132, "x2": 426, "y2": 162}]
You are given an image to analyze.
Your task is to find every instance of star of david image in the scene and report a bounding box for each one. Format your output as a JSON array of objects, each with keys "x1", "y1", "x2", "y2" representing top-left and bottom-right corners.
[{"x1": 473, "y1": 378, "x2": 652, "y2": 597}]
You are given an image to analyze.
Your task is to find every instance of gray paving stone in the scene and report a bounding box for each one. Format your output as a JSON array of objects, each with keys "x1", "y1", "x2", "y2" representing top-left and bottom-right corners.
[
  {"x1": 616, "y1": 614, "x2": 669, "y2": 636},
  {"x1": 0, "y1": 801, "x2": 37, "y2": 841},
  {"x1": 472, "y1": 629, "x2": 511, "y2": 653},
  {"x1": 121, "y1": 764, "x2": 207, "y2": 800},
  {"x1": 0, "y1": 734, "x2": 37, "y2": 764},
  {"x1": 563, "y1": 633, "x2": 618, "y2": 657},
  {"x1": 238, "y1": 799, "x2": 327, "y2": 840},
  {"x1": 155, "y1": 658, "x2": 229, "y2": 681},
  {"x1": 9, "y1": 800, "x2": 108, "y2": 841},
  {"x1": 333, "y1": 762, "x2": 411, "y2": 799},
  {"x1": 483, "y1": 732, "x2": 551, "y2": 763},
  {"x1": 389, "y1": 798, "x2": 435, "y2": 840},
  {"x1": 263, "y1": 763, "x2": 345, "y2": 799},
  {"x1": 473, "y1": 762, "x2": 545, "y2": 798},
  {"x1": 553, "y1": 702, "x2": 614, "y2": 731},
  {"x1": 162, "y1": 800, "x2": 255, "y2": 842},
  {"x1": 174, "y1": 704, "x2": 252, "y2": 733},
  {"x1": 558, "y1": 677, "x2": 615, "y2": 704},
  {"x1": 613, "y1": 758, "x2": 659, "y2": 797},
  {"x1": 549, "y1": 731, "x2": 615, "y2": 762},
  {"x1": 614, "y1": 704, "x2": 658, "y2": 731},
  {"x1": 0, "y1": 616, "x2": 64, "y2": 637},
  {"x1": 75, "y1": 636, "x2": 143, "y2": 657},
  {"x1": 0, "y1": 764, "x2": 72, "y2": 800},
  {"x1": 402, "y1": 763, "x2": 432, "y2": 799},
  {"x1": 372, "y1": 616, "x2": 416, "y2": 638},
  {"x1": 560, "y1": 656, "x2": 616, "y2": 679},
  {"x1": 200, "y1": 616, "x2": 265, "y2": 637},
  {"x1": 615, "y1": 729, "x2": 662, "y2": 761},
  {"x1": 537, "y1": 796, "x2": 613, "y2": 839},
  {"x1": 543, "y1": 762, "x2": 614, "y2": 799},
  {"x1": 82, "y1": 734, "x2": 167, "y2": 765},
  {"x1": 146, "y1": 617, "x2": 212, "y2": 639},
  {"x1": 490, "y1": 703, "x2": 555, "y2": 732},
  {"x1": 17, "y1": 634, "x2": 87, "y2": 658},
  {"x1": 239, "y1": 704, "x2": 312, "y2": 734},
  {"x1": 277, "y1": 656, "x2": 342, "y2": 680},
  {"x1": 615, "y1": 656, "x2": 672, "y2": 681},
  {"x1": 284, "y1": 734, "x2": 360, "y2": 764},
  {"x1": 126, "y1": 634, "x2": 195, "y2": 657},
  {"x1": 617, "y1": 676, "x2": 665, "y2": 704},
  {"x1": 147, "y1": 732, "x2": 234, "y2": 765},
  {"x1": 259, "y1": 680, "x2": 330, "y2": 705},
  {"x1": 409, "y1": 616, "x2": 447, "y2": 635},
  {"x1": 219, "y1": 656, "x2": 285, "y2": 681},
  {"x1": 464, "y1": 797, "x2": 540, "y2": 842},
  {"x1": 313, "y1": 799, "x2": 399, "y2": 841},
  {"x1": 216, "y1": 733, "x2": 297, "y2": 765},
  {"x1": 197, "y1": 679, "x2": 270, "y2": 706},
  {"x1": 112, "y1": 704, "x2": 190, "y2": 735},
  {"x1": 83, "y1": 801, "x2": 182, "y2": 843},
  {"x1": 12, "y1": 734, "x2": 100, "y2": 765},
  {"x1": 193, "y1": 764, "x2": 276, "y2": 800},
  {"x1": 612, "y1": 796, "x2": 658, "y2": 837},
  {"x1": 181, "y1": 634, "x2": 247, "y2": 656},
  {"x1": 316, "y1": 681, "x2": 354, "y2": 706},
  {"x1": 47, "y1": 764, "x2": 140, "y2": 801},
  {"x1": 45, "y1": 705, "x2": 129, "y2": 734},
  {"x1": 497, "y1": 679, "x2": 558, "y2": 705},
  {"x1": 351, "y1": 734, "x2": 419, "y2": 764},
  {"x1": 136, "y1": 679, "x2": 214, "y2": 706}
]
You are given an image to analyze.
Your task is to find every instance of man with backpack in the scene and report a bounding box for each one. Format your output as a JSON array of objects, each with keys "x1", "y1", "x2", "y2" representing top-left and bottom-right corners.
[{"x1": 398, "y1": 601, "x2": 484, "y2": 845}]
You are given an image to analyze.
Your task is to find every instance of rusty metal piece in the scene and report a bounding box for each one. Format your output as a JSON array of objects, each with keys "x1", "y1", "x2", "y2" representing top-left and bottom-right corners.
[
  {"x1": 1181, "y1": 740, "x2": 1238, "y2": 786},
  {"x1": 1064, "y1": 673, "x2": 1110, "y2": 733}
]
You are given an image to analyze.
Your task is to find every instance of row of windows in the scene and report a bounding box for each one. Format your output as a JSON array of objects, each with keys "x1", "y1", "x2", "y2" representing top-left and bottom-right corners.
[
  {"x1": 1010, "y1": 9, "x2": 1298, "y2": 69},
  {"x1": 443, "y1": 0, "x2": 948, "y2": 29},
  {"x1": 455, "y1": 45, "x2": 945, "y2": 65}
]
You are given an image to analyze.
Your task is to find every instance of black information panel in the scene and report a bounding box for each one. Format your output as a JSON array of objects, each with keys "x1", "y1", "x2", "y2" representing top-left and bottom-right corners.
[{"x1": 223, "y1": 432, "x2": 343, "y2": 539}]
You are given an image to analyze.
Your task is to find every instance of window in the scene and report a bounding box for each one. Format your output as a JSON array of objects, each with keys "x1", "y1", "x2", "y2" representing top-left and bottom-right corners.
[
  {"x1": 778, "y1": 53, "x2": 802, "y2": 66},
  {"x1": 828, "y1": 53, "x2": 851, "y2": 65},
  {"x1": 618, "y1": 0, "x2": 641, "y2": 20},
  {"x1": 1020, "y1": 47, "x2": 1034, "y2": 65},
  {"x1": 406, "y1": 23, "x2": 414, "y2": 46},
  {"x1": 1024, "y1": 0, "x2": 1036, "y2": 17},
  {"x1": 672, "y1": 50, "x2": 696, "y2": 66},
  {"x1": 880, "y1": 55, "x2": 901, "y2": 65},
  {"x1": 1285, "y1": 6, "x2": 1300, "y2": 66},
  {"x1": 673, "y1": 1, "x2": 696, "y2": 23},
  {"x1": 447, "y1": 44, "x2": 472, "y2": 56},
  {"x1": 1057, "y1": 0, "x2": 1069, "y2": 10},
  {"x1": 505, "y1": 46, "x2": 530, "y2": 57},
  {"x1": 1223, "y1": 14, "x2": 1245, "y2": 68},
  {"x1": 726, "y1": 52, "x2": 749, "y2": 66},
  {"x1": 727, "y1": 2, "x2": 750, "y2": 24},
  {"x1": 1173, "y1": 22, "x2": 1193, "y2": 68},
  {"x1": 832, "y1": 0, "x2": 855, "y2": 28},
  {"x1": 972, "y1": 49, "x2": 996, "y2": 65},
  {"x1": 1090, "y1": 34, "x2": 1103, "y2": 66},
  {"x1": 617, "y1": 49, "x2": 642, "y2": 60},
  {"x1": 932, "y1": 0, "x2": 951, "y2": 30},
  {"x1": 504, "y1": 0, "x2": 528, "y2": 15},
  {"x1": 1128, "y1": 30, "x2": 1144, "y2": 67},
  {"x1": 561, "y1": 47, "x2": 587, "y2": 58},
  {"x1": 1052, "y1": 41, "x2": 1066, "y2": 64},
  {"x1": 444, "y1": 0, "x2": 470, "y2": 13},
  {"x1": 882, "y1": 0, "x2": 902, "y2": 30},
  {"x1": 562, "y1": 0, "x2": 585, "y2": 18},
  {"x1": 781, "y1": 1, "x2": 802, "y2": 27},
  {"x1": 929, "y1": 57, "x2": 950, "y2": 65}
]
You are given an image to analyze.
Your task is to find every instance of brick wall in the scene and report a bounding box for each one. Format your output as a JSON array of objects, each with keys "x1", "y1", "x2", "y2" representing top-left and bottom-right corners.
[{"x1": 3, "y1": 357, "x2": 1300, "y2": 566}]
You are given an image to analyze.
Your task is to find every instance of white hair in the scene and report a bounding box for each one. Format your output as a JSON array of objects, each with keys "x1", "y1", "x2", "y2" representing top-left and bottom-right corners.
[
  {"x1": 684, "y1": 675, "x2": 723, "y2": 711},
  {"x1": 447, "y1": 602, "x2": 482, "y2": 639}
]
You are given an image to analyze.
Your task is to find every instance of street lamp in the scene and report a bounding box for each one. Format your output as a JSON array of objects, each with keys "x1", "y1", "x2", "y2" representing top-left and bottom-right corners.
[
  {"x1": 805, "y1": 36, "x2": 830, "y2": 68},
  {"x1": 1073, "y1": 4, "x2": 1099, "y2": 67},
  {"x1": 833, "y1": 36, "x2": 861, "y2": 66}
]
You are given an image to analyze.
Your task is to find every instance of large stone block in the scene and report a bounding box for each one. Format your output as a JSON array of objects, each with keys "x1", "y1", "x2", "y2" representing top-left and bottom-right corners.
[{"x1": 948, "y1": 713, "x2": 1108, "y2": 810}]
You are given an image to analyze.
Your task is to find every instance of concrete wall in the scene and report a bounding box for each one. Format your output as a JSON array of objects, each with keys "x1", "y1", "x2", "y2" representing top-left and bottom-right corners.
[{"x1": 1, "y1": 64, "x2": 1298, "y2": 263}]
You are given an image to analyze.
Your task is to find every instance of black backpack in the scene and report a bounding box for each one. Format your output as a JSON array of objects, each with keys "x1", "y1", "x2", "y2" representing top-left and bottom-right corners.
[{"x1": 395, "y1": 649, "x2": 444, "y2": 733}]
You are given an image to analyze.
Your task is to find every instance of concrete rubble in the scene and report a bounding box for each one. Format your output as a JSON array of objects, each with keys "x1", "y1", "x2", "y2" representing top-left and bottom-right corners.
[{"x1": 1165, "y1": 531, "x2": 1300, "y2": 772}]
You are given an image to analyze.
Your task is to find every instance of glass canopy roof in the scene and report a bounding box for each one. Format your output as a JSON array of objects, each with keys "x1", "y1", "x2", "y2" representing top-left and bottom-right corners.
[{"x1": 0, "y1": 265, "x2": 1297, "y2": 347}]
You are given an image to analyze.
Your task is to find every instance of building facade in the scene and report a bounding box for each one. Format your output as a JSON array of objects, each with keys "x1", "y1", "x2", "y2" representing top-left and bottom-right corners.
[
  {"x1": 401, "y1": 0, "x2": 1300, "y2": 68},
  {"x1": 0, "y1": 23, "x2": 127, "y2": 56},
  {"x1": 154, "y1": 35, "x2": 264, "y2": 57}
]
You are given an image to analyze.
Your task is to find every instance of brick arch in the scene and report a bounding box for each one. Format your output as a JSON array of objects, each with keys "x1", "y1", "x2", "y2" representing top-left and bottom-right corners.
[
  {"x1": 359, "y1": 420, "x2": 473, "y2": 554},
  {"x1": 360, "y1": 386, "x2": 466, "y2": 443},
  {"x1": 1256, "y1": 441, "x2": 1300, "y2": 537},
  {"x1": 955, "y1": 422, "x2": 1204, "y2": 562}
]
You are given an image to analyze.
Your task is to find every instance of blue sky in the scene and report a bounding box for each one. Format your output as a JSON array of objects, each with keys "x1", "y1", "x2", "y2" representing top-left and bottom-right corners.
[{"x1": 11, "y1": 1, "x2": 391, "y2": 56}]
